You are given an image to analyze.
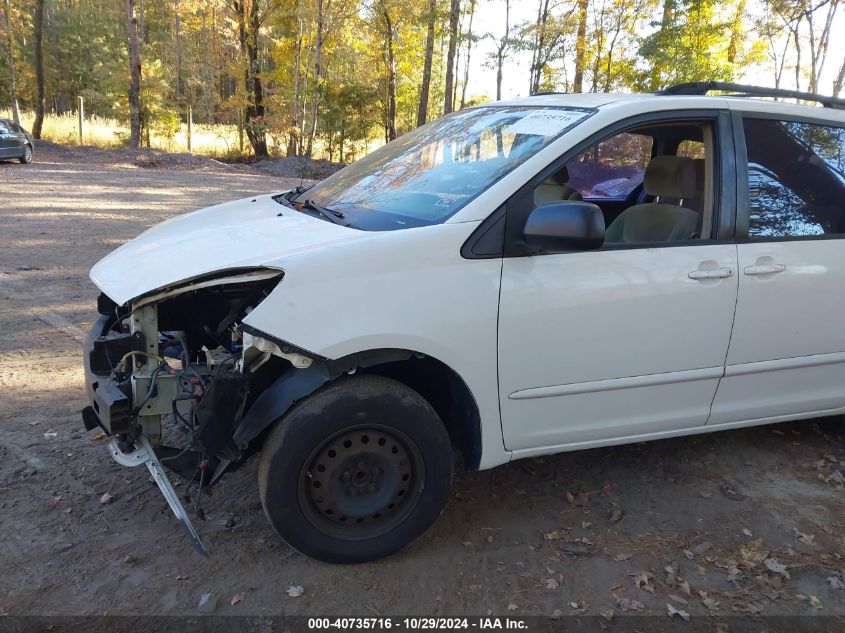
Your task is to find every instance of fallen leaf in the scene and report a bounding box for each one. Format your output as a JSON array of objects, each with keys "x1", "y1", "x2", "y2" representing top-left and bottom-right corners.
[
  {"x1": 43, "y1": 431, "x2": 58, "y2": 439},
  {"x1": 608, "y1": 506, "x2": 623, "y2": 523},
  {"x1": 287, "y1": 585, "x2": 304, "y2": 598},
  {"x1": 614, "y1": 594, "x2": 644, "y2": 612},
  {"x1": 764, "y1": 558, "x2": 790, "y2": 579},
  {"x1": 566, "y1": 491, "x2": 590, "y2": 507},
  {"x1": 544, "y1": 530, "x2": 565, "y2": 542},
  {"x1": 742, "y1": 528, "x2": 753, "y2": 537},
  {"x1": 545, "y1": 578, "x2": 560, "y2": 590},
  {"x1": 793, "y1": 529, "x2": 815, "y2": 545},
  {"x1": 740, "y1": 539, "x2": 769, "y2": 564},
  {"x1": 581, "y1": 521, "x2": 592, "y2": 529},
  {"x1": 99, "y1": 492, "x2": 114, "y2": 505},
  {"x1": 683, "y1": 549, "x2": 694, "y2": 560},
  {"x1": 230, "y1": 593, "x2": 244, "y2": 606},
  {"x1": 702, "y1": 597, "x2": 720, "y2": 610},
  {"x1": 507, "y1": 603, "x2": 518, "y2": 612},
  {"x1": 809, "y1": 595, "x2": 821, "y2": 609},
  {"x1": 614, "y1": 553, "x2": 632, "y2": 561},
  {"x1": 668, "y1": 594, "x2": 688, "y2": 605},
  {"x1": 667, "y1": 603, "x2": 690, "y2": 621},
  {"x1": 679, "y1": 580, "x2": 691, "y2": 596},
  {"x1": 719, "y1": 482, "x2": 746, "y2": 501},
  {"x1": 91, "y1": 432, "x2": 106, "y2": 441},
  {"x1": 599, "y1": 608, "x2": 614, "y2": 622}
]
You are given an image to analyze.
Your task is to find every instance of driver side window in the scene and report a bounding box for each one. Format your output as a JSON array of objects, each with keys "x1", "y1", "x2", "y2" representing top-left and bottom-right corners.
[{"x1": 531, "y1": 121, "x2": 716, "y2": 245}]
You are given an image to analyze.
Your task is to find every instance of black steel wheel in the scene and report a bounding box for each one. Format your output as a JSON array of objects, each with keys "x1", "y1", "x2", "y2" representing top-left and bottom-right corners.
[{"x1": 259, "y1": 375, "x2": 453, "y2": 563}]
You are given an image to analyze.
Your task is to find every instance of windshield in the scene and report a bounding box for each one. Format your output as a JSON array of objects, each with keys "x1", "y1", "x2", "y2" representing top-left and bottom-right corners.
[{"x1": 293, "y1": 105, "x2": 593, "y2": 230}]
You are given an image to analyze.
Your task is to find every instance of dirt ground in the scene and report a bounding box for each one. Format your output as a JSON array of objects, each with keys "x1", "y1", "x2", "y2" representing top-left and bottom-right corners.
[{"x1": 1, "y1": 145, "x2": 844, "y2": 622}]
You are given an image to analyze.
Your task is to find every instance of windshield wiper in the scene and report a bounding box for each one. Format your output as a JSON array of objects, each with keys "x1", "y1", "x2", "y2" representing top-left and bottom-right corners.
[
  {"x1": 298, "y1": 199, "x2": 348, "y2": 225},
  {"x1": 273, "y1": 185, "x2": 315, "y2": 208}
]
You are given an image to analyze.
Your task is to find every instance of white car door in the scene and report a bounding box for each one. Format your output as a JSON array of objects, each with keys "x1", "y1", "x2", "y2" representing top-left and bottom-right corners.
[
  {"x1": 497, "y1": 112, "x2": 739, "y2": 453},
  {"x1": 710, "y1": 115, "x2": 845, "y2": 424}
]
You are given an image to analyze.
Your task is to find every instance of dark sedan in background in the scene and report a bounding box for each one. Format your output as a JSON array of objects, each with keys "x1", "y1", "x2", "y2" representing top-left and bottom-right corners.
[{"x1": 0, "y1": 118, "x2": 33, "y2": 164}]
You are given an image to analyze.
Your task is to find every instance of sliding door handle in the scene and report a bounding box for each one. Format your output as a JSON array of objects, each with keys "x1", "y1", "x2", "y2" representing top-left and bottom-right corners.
[
  {"x1": 744, "y1": 264, "x2": 786, "y2": 276},
  {"x1": 688, "y1": 268, "x2": 733, "y2": 280}
]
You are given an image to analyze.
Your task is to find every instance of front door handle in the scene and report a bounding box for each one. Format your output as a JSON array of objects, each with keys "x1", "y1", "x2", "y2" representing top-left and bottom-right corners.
[
  {"x1": 688, "y1": 268, "x2": 733, "y2": 280},
  {"x1": 744, "y1": 264, "x2": 786, "y2": 276}
]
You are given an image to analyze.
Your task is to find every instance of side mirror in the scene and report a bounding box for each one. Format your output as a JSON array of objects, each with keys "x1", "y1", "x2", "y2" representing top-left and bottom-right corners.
[{"x1": 523, "y1": 201, "x2": 605, "y2": 253}]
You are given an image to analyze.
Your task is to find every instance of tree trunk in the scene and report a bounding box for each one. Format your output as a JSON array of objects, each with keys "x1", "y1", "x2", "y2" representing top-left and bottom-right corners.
[
  {"x1": 495, "y1": 0, "x2": 510, "y2": 100},
  {"x1": 125, "y1": 0, "x2": 142, "y2": 149},
  {"x1": 834, "y1": 57, "x2": 845, "y2": 96},
  {"x1": 306, "y1": 0, "x2": 324, "y2": 157},
  {"x1": 530, "y1": 0, "x2": 550, "y2": 95},
  {"x1": 175, "y1": 0, "x2": 183, "y2": 101},
  {"x1": 459, "y1": 0, "x2": 476, "y2": 109},
  {"x1": 416, "y1": 0, "x2": 437, "y2": 126},
  {"x1": 234, "y1": 0, "x2": 269, "y2": 158},
  {"x1": 443, "y1": 0, "x2": 460, "y2": 114},
  {"x1": 649, "y1": 0, "x2": 674, "y2": 91},
  {"x1": 573, "y1": 0, "x2": 588, "y2": 93},
  {"x1": 289, "y1": 16, "x2": 303, "y2": 155},
  {"x1": 381, "y1": 2, "x2": 397, "y2": 141},
  {"x1": 33, "y1": 0, "x2": 46, "y2": 138},
  {"x1": 1, "y1": 0, "x2": 20, "y2": 125}
]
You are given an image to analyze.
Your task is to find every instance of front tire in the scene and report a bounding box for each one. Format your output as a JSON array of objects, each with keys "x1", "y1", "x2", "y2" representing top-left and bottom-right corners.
[
  {"x1": 19, "y1": 144, "x2": 32, "y2": 164},
  {"x1": 258, "y1": 375, "x2": 453, "y2": 563}
]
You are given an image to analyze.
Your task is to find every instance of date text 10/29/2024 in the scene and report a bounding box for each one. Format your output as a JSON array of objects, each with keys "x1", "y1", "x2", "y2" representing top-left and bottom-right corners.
[{"x1": 308, "y1": 618, "x2": 528, "y2": 630}]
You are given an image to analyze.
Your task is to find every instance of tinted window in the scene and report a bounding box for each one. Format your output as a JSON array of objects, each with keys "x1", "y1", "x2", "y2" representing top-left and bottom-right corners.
[
  {"x1": 743, "y1": 118, "x2": 845, "y2": 238},
  {"x1": 0, "y1": 121, "x2": 11, "y2": 134}
]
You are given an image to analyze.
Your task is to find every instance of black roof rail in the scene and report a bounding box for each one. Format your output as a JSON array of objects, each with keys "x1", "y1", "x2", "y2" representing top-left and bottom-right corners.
[{"x1": 659, "y1": 81, "x2": 845, "y2": 110}]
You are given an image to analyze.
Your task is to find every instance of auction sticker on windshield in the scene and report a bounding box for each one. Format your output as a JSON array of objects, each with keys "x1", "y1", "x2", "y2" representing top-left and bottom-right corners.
[{"x1": 504, "y1": 109, "x2": 588, "y2": 137}]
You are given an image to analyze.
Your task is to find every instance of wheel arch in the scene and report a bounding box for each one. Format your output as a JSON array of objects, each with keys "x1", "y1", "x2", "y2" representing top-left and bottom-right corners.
[{"x1": 232, "y1": 347, "x2": 483, "y2": 472}]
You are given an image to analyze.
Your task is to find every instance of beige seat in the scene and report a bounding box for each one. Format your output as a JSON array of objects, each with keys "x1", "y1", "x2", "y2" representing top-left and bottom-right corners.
[
  {"x1": 605, "y1": 156, "x2": 699, "y2": 243},
  {"x1": 533, "y1": 167, "x2": 583, "y2": 207}
]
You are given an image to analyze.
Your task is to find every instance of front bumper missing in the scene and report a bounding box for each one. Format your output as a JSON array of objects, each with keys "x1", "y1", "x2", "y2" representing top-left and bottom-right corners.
[
  {"x1": 107, "y1": 435, "x2": 208, "y2": 557},
  {"x1": 82, "y1": 312, "x2": 209, "y2": 557}
]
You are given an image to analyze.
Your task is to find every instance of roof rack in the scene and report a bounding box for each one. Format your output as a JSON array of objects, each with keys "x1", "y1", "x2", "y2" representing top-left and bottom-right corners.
[{"x1": 659, "y1": 81, "x2": 845, "y2": 110}]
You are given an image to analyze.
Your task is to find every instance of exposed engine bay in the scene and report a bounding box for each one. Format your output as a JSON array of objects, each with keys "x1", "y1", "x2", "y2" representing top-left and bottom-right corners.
[{"x1": 82, "y1": 269, "x2": 317, "y2": 554}]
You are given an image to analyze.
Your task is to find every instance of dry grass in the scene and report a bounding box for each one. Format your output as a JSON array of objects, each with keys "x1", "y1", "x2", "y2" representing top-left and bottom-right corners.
[{"x1": 0, "y1": 110, "x2": 268, "y2": 158}]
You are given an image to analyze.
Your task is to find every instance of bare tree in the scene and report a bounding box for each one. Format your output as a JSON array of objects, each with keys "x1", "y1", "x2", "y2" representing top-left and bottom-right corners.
[
  {"x1": 125, "y1": 0, "x2": 142, "y2": 148},
  {"x1": 494, "y1": 0, "x2": 511, "y2": 100}
]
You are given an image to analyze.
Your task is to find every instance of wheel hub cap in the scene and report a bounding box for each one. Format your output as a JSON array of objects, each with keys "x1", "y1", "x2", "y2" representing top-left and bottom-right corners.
[{"x1": 304, "y1": 427, "x2": 416, "y2": 530}]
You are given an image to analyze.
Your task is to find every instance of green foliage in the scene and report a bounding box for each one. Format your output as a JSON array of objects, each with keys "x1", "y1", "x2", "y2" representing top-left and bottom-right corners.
[{"x1": 0, "y1": 0, "x2": 838, "y2": 160}]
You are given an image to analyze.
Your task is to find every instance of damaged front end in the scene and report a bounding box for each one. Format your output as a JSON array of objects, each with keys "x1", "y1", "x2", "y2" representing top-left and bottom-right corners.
[{"x1": 82, "y1": 268, "x2": 321, "y2": 555}]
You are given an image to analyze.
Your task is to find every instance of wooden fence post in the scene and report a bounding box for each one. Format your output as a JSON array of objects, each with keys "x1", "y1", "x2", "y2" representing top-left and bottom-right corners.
[
  {"x1": 77, "y1": 96, "x2": 84, "y2": 144},
  {"x1": 187, "y1": 105, "x2": 192, "y2": 153}
]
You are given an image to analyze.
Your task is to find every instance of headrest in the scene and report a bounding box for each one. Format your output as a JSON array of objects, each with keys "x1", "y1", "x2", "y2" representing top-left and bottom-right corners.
[
  {"x1": 542, "y1": 165, "x2": 570, "y2": 186},
  {"x1": 644, "y1": 156, "x2": 696, "y2": 199}
]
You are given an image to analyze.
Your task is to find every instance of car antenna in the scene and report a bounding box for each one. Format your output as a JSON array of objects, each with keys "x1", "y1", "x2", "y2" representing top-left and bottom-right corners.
[{"x1": 298, "y1": 149, "x2": 312, "y2": 190}]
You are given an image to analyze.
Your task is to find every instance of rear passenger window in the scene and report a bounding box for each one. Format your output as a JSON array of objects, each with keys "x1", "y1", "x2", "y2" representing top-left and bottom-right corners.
[{"x1": 743, "y1": 118, "x2": 845, "y2": 239}]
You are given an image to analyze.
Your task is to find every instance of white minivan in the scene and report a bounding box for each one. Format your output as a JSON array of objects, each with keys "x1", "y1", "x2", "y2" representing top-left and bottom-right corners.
[{"x1": 82, "y1": 82, "x2": 845, "y2": 562}]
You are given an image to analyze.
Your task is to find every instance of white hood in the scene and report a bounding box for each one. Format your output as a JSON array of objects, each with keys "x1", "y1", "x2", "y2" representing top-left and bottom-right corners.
[{"x1": 90, "y1": 193, "x2": 364, "y2": 305}]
